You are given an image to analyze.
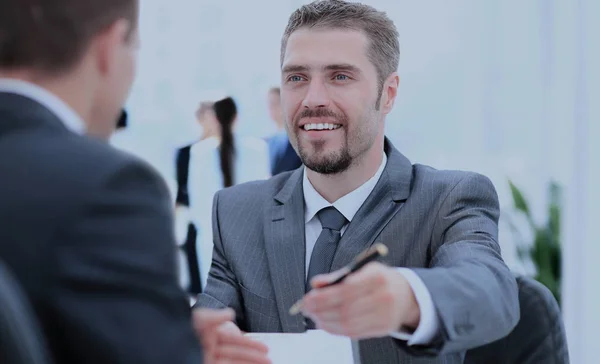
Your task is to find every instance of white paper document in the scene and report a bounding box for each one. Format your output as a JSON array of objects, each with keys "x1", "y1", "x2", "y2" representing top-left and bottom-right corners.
[{"x1": 246, "y1": 330, "x2": 360, "y2": 364}]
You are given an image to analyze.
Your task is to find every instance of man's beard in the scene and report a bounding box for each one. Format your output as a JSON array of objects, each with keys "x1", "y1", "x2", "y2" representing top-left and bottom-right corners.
[
  {"x1": 299, "y1": 141, "x2": 352, "y2": 174},
  {"x1": 293, "y1": 108, "x2": 353, "y2": 175}
]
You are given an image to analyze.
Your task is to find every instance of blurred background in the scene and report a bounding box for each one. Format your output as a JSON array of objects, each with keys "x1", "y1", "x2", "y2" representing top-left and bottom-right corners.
[{"x1": 113, "y1": 1, "x2": 598, "y2": 362}]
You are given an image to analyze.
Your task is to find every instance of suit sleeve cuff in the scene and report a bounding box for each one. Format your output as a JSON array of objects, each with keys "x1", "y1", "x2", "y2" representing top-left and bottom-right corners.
[{"x1": 389, "y1": 268, "x2": 440, "y2": 345}]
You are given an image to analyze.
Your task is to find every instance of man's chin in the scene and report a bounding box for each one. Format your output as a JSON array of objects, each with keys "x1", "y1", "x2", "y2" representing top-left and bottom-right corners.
[
  {"x1": 301, "y1": 156, "x2": 351, "y2": 175},
  {"x1": 306, "y1": 164, "x2": 348, "y2": 175}
]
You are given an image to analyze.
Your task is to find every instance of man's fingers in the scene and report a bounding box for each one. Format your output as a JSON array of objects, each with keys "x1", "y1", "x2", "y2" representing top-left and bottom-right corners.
[
  {"x1": 316, "y1": 309, "x2": 386, "y2": 339},
  {"x1": 193, "y1": 308, "x2": 237, "y2": 354},
  {"x1": 310, "y1": 293, "x2": 375, "y2": 323},
  {"x1": 310, "y1": 269, "x2": 346, "y2": 289},
  {"x1": 220, "y1": 333, "x2": 269, "y2": 351},
  {"x1": 344, "y1": 262, "x2": 387, "y2": 286},
  {"x1": 194, "y1": 308, "x2": 235, "y2": 326},
  {"x1": 215, "y1": 333, "x2": 271, "y2": 363},
  {"x1": 311, "y1": 262, "x2": 385, "y2": 290},
  {"x1": 303, "y1": 276, "x2": 377, "y2": 315},
  {"x1": 215, "y1": 344, "x2": 271, "y2": 364},
  {"x1": 191, "y1": 309, "x2": 271, "y2": 364},
  {"x1": 309, "y1": 294, "x2": 377, "y2": 334},
  {"x1": 194, "y1": 308, "x2": 235, "y2": 329},
  {"x1": 218, "y1": 320, "x2": 243, "y2": 335}
]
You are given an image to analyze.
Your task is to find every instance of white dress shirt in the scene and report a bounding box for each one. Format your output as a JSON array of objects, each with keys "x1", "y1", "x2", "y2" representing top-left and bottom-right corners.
[
  {"x1": 302, "y1": 153, "x2": 439, "y2": 345},
  {"x1": 0, "y1": 78, "x2": 85, "y2": 134}
]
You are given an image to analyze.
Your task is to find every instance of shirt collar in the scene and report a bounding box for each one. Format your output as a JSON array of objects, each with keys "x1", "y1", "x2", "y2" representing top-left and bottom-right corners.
[
  {"x1": 303, "y1": 152, "x2": 388, "y2": 224},
  {"x1": 0, "y1": 78, "x2": 85, "y2": 134}
]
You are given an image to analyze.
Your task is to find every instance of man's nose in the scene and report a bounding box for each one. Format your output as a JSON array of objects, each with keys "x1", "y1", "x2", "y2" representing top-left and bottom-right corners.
[{"x1": 301, "y1": 80, "x2": 331, "y2": 109}]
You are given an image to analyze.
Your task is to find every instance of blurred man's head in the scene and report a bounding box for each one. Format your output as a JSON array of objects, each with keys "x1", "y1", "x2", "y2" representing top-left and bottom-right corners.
[
  {"x1": 0, "y1": 0, "x2": 140, "y2": 139},
  {"x1": 268, "y1": 87, "x2": 283, "y2": 130}
]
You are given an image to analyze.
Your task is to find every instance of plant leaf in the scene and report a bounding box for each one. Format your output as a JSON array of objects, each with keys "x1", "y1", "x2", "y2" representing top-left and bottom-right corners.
[
  {"x1": 508, "y1": 180, "x2": 534, "y2": 226},
  {"x1": 548, "y1": 181, "x2": 561, "y2": 245},
  {"x1": 516, "y1": 246, "x2": 530, "y2": 261},
  {"x1": 511, "y1": 179, "x2": 562, "y2": 307}
]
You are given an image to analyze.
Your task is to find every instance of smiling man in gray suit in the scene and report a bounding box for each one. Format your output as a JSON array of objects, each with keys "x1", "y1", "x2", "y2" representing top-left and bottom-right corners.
[{"x1": 195, "y1": 1, "x2": 519, "y2": 363}]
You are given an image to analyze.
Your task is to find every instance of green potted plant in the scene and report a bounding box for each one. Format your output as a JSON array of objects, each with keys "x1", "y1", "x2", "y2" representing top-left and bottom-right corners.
[{"x1": 506, "y1": 180, "x2": 562, "y2": 306}]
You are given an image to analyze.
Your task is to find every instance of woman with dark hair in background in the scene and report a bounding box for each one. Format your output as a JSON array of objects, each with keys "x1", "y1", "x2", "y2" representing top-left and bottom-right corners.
[
  {"x1": 188, "y1": 96, "x2": 270, "y2": 289},
  {"x1": 213, "y1": 97, "x2": 237, "y2": 187}
]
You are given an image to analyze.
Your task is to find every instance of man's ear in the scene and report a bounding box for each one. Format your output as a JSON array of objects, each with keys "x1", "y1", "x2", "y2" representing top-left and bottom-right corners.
[
  {"x1": 380, "y1": 72, "x2": 400, "y2": 115},
  {"x1": 92, "y1": 19, "x2": 131, "y2": 76}
]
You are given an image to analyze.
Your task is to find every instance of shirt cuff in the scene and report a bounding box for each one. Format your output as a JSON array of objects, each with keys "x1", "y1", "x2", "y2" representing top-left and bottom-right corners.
[{"x1": 388, "y1": 268, "x2": 439, "y2": 345}]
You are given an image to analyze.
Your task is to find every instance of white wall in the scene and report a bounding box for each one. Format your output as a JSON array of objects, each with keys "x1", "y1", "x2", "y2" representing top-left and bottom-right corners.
[{"x1": 562, "y1": 0, "x2": 600, "y2": 362}]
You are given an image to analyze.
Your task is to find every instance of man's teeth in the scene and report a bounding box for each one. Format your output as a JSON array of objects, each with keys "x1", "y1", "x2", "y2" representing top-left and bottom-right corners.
[{"x1": 302, "y1": 123, "x2": 341, "y2": 131}]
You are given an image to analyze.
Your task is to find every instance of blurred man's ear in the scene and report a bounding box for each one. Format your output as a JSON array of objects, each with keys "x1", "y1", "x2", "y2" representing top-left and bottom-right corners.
[{"x1": 93, "y1": 19, "x2": 125, "y2": 72}]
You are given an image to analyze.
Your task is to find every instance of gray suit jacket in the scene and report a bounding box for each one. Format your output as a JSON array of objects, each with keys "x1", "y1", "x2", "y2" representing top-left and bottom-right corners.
[{"x1": 196, "y1": 139, "x2": 519, "y2": 363}]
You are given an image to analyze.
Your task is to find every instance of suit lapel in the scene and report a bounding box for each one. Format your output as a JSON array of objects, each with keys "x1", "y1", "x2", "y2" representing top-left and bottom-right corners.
[
  {"x1": 263, "y1": 168, "x2": 307, "y2": 332},
  {"x1": 331, "y1": 139, "x2": 414, "y2": 270}
]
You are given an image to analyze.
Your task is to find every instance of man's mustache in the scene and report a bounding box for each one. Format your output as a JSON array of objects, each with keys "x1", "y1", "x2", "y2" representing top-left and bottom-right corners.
[{"x1": 294, "y1": 108, "x2": 346, "y2": 125}]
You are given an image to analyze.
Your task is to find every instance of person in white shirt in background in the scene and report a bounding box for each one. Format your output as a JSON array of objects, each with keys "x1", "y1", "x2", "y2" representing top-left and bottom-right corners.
[
  {"x1": 172, "y1": 101, "x2": 217, "y2": 295},
  {"x1": 189, "y1": 96, "x2": 270, "y2": 289}
]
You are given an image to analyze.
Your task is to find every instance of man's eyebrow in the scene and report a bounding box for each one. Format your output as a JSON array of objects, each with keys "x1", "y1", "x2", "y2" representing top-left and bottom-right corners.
[
  {"x1": 282, "y1": 65, "x2": 309, "y2": 73},
  {"x1": 323, "y1": 63, "x2": 361, "y2": 73},
  {"x1": 281, "y1": 64, "x2": 361, "y2": 74}
]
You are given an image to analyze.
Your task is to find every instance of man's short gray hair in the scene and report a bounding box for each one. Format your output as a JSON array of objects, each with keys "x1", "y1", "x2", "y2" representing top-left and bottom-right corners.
[{"x1": 281, "y1": 0, "x2": 400, "y2": 98}]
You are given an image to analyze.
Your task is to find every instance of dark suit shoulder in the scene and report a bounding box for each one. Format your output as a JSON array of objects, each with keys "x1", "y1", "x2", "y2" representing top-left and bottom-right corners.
[
  {"x1": 8, "y1": 128, "x2": 165, "y2": 201},
  {"x1": 54, "y1": 132, "x2": 160, "y2": 182},
  {"x1": 1, "y1": 127, "x2": 171, "y2": 250}
]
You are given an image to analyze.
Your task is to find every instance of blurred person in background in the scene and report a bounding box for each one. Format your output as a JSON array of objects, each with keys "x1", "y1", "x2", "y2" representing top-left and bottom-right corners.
[
  {"x1": 265, "y1": 87, "x2": 302, "y2": 175},
  {"x1": 175, "y1": 101, "x2": 215, "y2": 295},
  {"x1": 0, "y1": 0, "x2": 269, "y2": 363},
  {"x1": 189, "y1": 96, "x2": 270, "y2": 289}
]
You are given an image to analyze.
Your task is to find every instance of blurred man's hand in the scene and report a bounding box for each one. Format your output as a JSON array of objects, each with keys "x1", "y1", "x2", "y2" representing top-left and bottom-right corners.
[{"x1": 193, "y1": 308, "x2": 271, "y2": 364}]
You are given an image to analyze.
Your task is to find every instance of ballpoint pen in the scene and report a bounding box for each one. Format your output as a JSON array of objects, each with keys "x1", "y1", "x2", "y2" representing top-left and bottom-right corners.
[{"x1": 289, "y1": 242, "x2": 389, "y2": 315}]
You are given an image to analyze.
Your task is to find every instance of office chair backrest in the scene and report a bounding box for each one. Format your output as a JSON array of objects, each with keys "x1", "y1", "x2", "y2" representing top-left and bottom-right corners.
[
  {"x1": 0, "y1": 261, "x2": 51, "y2": 364},
  {"x1": 464, "y1": 275, "x2": 569, "y2": 363}
]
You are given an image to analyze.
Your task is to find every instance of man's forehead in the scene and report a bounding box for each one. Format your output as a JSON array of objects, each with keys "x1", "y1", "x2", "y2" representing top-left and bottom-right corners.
[{"x1": 282, "y1": 28, "x2": 370, "y2": 69}]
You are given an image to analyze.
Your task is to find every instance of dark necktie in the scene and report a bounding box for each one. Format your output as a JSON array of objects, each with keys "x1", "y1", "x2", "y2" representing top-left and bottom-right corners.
[{"x1": 305, "y1": 206, "x2": 348, "y2": 329}]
